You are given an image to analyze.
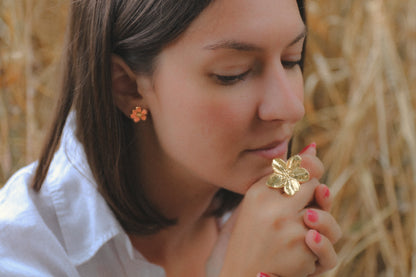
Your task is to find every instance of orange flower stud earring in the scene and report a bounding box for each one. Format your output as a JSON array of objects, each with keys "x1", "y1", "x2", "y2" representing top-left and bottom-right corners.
[{"x1": 130, "y1": 106, "x2": 148, "y2": 123}]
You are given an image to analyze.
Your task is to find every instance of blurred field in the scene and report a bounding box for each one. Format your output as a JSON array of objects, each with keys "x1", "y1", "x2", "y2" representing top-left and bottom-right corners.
[{"x1": 0, "y1": 0, "x2": 415, "y2": 276}]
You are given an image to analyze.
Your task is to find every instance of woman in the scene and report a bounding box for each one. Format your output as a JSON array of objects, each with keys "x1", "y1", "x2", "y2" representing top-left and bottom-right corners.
[{"x1": 0, "y1": 0, "x2": 341, "y2": 276}]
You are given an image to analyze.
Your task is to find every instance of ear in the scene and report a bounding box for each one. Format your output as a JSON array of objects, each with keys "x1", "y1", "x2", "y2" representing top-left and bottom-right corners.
[{"x1": 111, "y1": 55, "x2": 153, "y2": 118}]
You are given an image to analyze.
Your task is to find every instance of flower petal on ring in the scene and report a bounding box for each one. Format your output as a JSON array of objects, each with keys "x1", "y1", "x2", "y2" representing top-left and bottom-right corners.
[
  {"x1": 266, "y1": 174, "x2": 285, "y2": 189},
  {"x1": 290, "y1": 167, "x2": 310, "y2": 183},
  {"x1": 287, "y1": 155, "x2": 302, "y2": 169},
  {"x1": 271, "y1": 158, "x2": 287, "y2": 173},
  {"x1": 284, "y1": 178, "x2": 300, "y2": 196}
]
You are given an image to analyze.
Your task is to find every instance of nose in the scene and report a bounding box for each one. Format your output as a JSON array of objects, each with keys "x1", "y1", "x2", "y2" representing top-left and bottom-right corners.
[{"x1": 257, "y1": 64, "x2": 305, "y2": 122}]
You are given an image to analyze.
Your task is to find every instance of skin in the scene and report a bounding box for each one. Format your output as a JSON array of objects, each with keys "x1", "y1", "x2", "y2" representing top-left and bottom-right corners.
[
  {"x1": 217, "y1": 147, "x2": 341, "y2": 277},
  {"x1": 111, "y1": 0, "x2": 342, "y2": 276}
]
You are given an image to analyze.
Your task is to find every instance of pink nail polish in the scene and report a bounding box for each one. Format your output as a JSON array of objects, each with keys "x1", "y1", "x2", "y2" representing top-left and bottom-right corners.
[
  {"x1": 324, "y1": 187, "x2": 330, "y2": 198},
  {"x1": 314, "y1": 231, "x2": 322, "y2": 243},
  {"x1": 257, "y1": 273, "x2": 270, "y2": 277},
  {"x1": 299, "y1": 142, "x2": 317, "y2": 154},
  {"x1": 307, "y1": 209, "x2": 318, "y2": 222}
]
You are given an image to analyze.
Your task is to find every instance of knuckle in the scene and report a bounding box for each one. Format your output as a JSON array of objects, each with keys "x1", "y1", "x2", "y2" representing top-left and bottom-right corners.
[
  {"x1": 333, "y1": 224, "x2": 343, "y2": 243},
  {"x1": 301, "y1": 155, "x2": 324, "y2": 179},
  {"x1": 301, "y1": 254, "x2": 318, "y2": 276},
  {"x1": 301, "y1": 178, "x2": 320, "y2": 193},
  {"x1": 245, "y1": 183, "x2": 267, "y2": 203},
  {"x1": 326, "y1": 214, "x2": 342, "y2": 243},
  {"x1": 319, "y1": 238, "x2": 338, "y2": 270},
  {"x1": 328, "y1": 253, "x2": 338, "y2": 269}
]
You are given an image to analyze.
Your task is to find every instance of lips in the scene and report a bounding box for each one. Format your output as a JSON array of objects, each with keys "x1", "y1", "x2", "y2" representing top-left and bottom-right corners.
[{"x1": 247, "y1": 140, "x2": 289, "y2": 160}]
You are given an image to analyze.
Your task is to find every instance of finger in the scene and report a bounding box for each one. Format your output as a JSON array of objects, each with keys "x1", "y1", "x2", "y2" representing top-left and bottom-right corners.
[
  {"x1": 290, "y1": 178, "x2": 321, "y2": 211},
  {"x1": 303, "y1": 209, "x2": 342, "y2": 244},
  {"x1": 305, "y1": 230, "x2": 338, "y2": 275},
  {"x1": 299, "y1": 142, "x2": 317, "y2": 156},
  {"x1": 256, "y1": 273, "x2": 279, "y2": 277},
  {"x1": 300, "y1": 154, "x2": 324, "y2": 181},
  {"x1": 251, "y1": 174, "x2": 320, "y2": 212},
  {"x1": 298, "y1": 143, "x2": 324, "y2": 181},
  {"x1": 313, "y1": 184, "x2": 332, "y2": 211}
]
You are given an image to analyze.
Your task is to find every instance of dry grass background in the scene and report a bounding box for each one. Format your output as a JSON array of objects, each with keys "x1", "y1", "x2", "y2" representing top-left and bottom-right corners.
[{"x1": 0, "y1": 0, "x2": 415, "y2": 276}]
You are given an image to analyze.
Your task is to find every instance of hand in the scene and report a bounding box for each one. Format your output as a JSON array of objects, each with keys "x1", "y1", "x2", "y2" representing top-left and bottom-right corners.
[
  {"x1": 219, "y1": 175, "x2": 321, "y2": 277},
  {"x1": 215, "y1": 144, "x2": 340, "y2": 277}
]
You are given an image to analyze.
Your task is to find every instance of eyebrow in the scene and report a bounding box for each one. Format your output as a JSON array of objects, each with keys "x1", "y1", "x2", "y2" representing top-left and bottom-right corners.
[{"x1": 204, "y1": 26, "x2": 307, "y2": 52}]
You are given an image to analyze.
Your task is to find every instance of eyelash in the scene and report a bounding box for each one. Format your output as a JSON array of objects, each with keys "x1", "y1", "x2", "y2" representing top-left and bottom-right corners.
[
  {"x1": 282, "y1": 59, "x2": 302, "y2": 69},
  {"x1": 214, "y1": 59, "x2": 302, "y2": 86},
  {"x1": 214, "y1": 70, "x2": 251, "y2": 86}
]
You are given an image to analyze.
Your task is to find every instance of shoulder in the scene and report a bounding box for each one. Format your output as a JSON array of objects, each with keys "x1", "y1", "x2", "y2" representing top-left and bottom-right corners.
[
  {"x1": 0, "y1": 163, "x2": 44, "y2": 226},
  {"x1": 0, "y1": 164, "x2": 79, "y2": 276},
  {"x1": 0, "y1": 113, "x2": 126, "y2": 275},
  {"x1": 0, "y1": 162, "x2": 63, "y2": 234}
]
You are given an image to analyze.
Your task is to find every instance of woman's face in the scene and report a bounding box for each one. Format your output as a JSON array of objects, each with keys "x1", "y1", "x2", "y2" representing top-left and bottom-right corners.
[{"x1": 142, "y1": 0, "x2": 306, "y2": 194}]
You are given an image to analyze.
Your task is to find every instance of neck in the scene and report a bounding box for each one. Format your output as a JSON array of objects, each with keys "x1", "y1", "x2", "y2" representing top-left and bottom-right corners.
[
  {"x1": 128, "y1": 214, "x2": 219, "y2": 277},
  {"x1": 128, "y1": 160, "x2": 220, "y2": 273},
  {"x1": 127, "y1": 124, "x2": 227, "y2": 276}
]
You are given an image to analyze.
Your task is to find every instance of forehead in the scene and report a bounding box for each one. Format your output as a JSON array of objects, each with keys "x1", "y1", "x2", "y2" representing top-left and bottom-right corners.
[{"x1": 180, "y1": 0, "x2": 304, "y2": 49}]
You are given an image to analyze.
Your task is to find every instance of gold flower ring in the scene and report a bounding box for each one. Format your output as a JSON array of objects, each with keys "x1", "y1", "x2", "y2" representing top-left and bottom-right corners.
[{"x1": 266, "y1": 155, "x2": 310, "y2": 196}]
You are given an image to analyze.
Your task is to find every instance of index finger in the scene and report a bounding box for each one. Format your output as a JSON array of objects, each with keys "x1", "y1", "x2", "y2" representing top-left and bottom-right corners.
[
  {"x1": 298, "y1": 143, "x2": 324, "y2": 181},
  {"x1": 290, "y1": 178, "x2": 321, "y2": 211},
  {"x1": 256, "y1": 175, "x2": 320, "y2": 211}
]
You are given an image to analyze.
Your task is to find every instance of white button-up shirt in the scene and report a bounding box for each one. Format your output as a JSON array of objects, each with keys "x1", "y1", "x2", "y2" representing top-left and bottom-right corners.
[{"x1": 0, "y1": 113, "x2": 166, "y2": 276}]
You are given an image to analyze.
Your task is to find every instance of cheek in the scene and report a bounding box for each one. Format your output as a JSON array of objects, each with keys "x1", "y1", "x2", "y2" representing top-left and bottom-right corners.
[
  {"x1": 153, "y1": 87, "x2": 254, "y2": 173},
  {"x1": 153, "y1": 72, "x2": 254, "y2": 149},
  {"x1": 148, "y1": 62, "x2": 259, "y2": 186},
  {"x1": 196, "y1": 100, "x2": 249, "y2": 147},
  {"x1": 177, "y1": 97, "x2": 249, "y2": 156}
]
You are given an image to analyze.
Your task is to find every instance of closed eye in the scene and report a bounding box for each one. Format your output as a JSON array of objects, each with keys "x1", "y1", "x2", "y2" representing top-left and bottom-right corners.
[
  {"x1": 213, "y1": 69, "x2": 251, "y2": 85},
  {"x1": 282, "y1": 60, "x2": 302, "y2": 69}
]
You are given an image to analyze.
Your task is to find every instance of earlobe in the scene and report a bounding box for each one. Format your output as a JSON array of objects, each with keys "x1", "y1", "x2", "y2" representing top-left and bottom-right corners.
[
  {"x1": 111, "y1": 55, "x2": 144, "y2": 117},
  {"x1": 130, "y1": 106, "x2": 149, "y2": 123}
]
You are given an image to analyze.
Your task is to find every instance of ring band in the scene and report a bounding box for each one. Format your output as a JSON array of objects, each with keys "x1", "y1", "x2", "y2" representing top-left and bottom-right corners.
[{"x1": 266, "y1": 155, "x2": 310, "y2": 196}]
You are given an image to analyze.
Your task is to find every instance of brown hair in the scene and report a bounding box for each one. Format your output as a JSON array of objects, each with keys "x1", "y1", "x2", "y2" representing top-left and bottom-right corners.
[{"x1": 32, "y1": 0, "x2": 306, "y2": 235}]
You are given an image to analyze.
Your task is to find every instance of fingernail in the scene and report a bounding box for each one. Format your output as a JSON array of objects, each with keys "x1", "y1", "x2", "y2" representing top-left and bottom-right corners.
[
  {"x1": 324, "y1": 187, "x2": 330, "y2": 199},
  {"x1": 307, "y1": 209, "x2": 318, "y2": 222},
  {"x1": 314, "y1": 231, "x2": 322, "y2": 243},
  {"x1": 299, "y1": 142, "x2": 317, "y2": 154},
  {"x1": 257, "y1": 273, "x2": 270, "y2": 277}
]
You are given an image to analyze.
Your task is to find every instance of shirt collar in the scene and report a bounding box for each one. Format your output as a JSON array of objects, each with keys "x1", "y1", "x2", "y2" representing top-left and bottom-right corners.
[{"x1": 46, "y1": 112, "x2": 125, "y2": 265}]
